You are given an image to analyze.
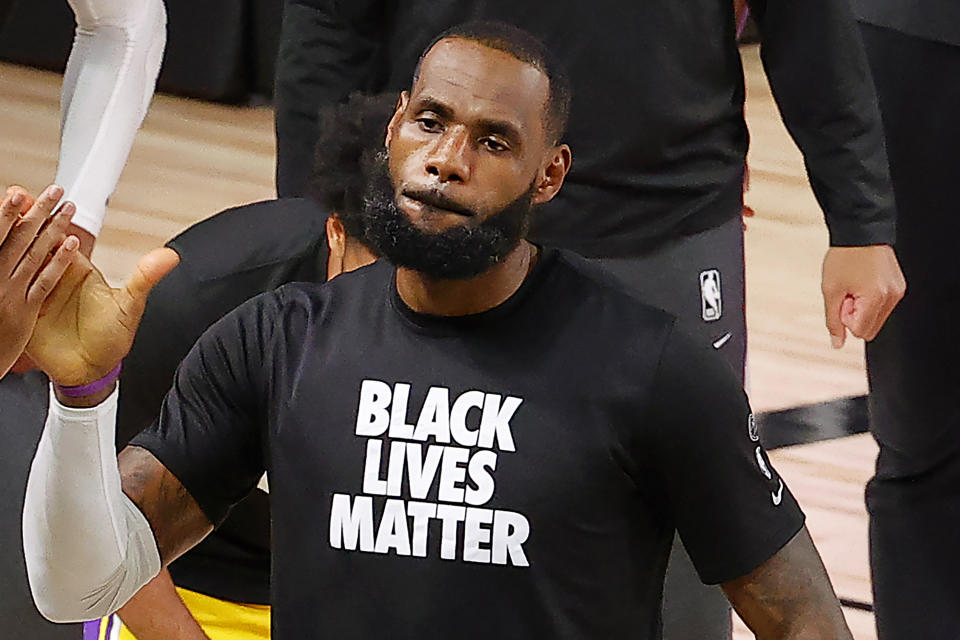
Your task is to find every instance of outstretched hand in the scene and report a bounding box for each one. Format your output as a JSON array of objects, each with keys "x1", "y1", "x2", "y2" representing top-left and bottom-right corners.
[
  {"x1": 0, "y1": 185, "x2": 81, "y2": 378},
  {"x1": 26, "y1": 241, "x2": 180, "y2": 387}
]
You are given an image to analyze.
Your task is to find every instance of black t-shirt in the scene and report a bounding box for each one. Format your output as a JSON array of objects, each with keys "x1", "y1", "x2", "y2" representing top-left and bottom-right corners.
[
  {"x1": 132, "y1": 248, "x2": 804, "y2": 638},
  {"x1": 276, "y1": 0, "x2": 896, "y2": 255},
  {"x1": 118, "y1": 197, "x2": 330, "y2": 604}
]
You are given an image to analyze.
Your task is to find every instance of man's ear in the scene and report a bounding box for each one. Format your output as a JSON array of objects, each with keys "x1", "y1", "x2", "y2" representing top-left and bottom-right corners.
[
  {"x1": 325, "y1": 215, "x2": 347, "y2": 281},
  {"x1": 532, "y1": 144, "x2": 572, "y2": 206},
  {"x1": 385, "y1": 91, "x2": 410, "y2": 148}
]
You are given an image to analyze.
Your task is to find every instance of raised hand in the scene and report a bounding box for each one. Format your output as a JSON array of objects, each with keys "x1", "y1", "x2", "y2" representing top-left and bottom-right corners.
[
  {"x1": 26, "y1": 236, "x2": 180, "y2": 388},
  {"x1": 0, "y1": 185, "x2": 81, "y2": 377}
]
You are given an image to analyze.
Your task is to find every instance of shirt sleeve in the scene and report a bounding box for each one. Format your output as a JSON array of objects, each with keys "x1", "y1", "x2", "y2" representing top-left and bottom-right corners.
[
  {"x1": 129, "y1": 291, "x2": 281, "y2": 527},
  {"x1": 274, "y1": 0, "x2": 390, "y2": 196},
  {"x1": 751, "y1": 0, "x2": 896, "y2": 246},
  {"x1": 643, "y1": 321, "x2": 805, "y2": 585},
  {"x1": 56, "y1": 0, "x2": 166, "y2": 236}
]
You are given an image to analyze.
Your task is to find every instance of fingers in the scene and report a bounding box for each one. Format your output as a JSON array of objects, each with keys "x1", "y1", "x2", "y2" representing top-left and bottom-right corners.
[
  {"x1": 822, "y1": 288, "x2": 847, "y2": 349},
  {"x1": 25, "y1": 235, "x2": 81, "y2": 308},
  {"x1": 12, "y1": 202, "x2": 77, "y2": 286},
  {"x1": 0, "y1": 185, "x2": 65, "y2": 278},
  {"x1": 841, "y1": 295, "x2": 882, "y2": 342},
  {"x1": 0, "y1": 186, "x2": 28, "y2": 242},
  {"x1": 119, "y1": 247, "x2": 181, "y2": 317},
  {"x1": 838, "y1": 271, "x2": 907, "y2": 342}
]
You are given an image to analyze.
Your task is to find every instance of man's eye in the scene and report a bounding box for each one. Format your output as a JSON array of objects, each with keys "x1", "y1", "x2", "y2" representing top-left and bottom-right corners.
[
  {"x1": 416, "y1": 117, "x2": 442, "y2": 133},
  {"x1": 481, "y1": 137, "x2": 508, "y2": 153}
]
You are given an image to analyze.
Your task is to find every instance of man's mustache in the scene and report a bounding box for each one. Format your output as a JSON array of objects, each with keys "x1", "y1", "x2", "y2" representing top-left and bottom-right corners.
[{"x1": 401, "y1": 188, "x2": 476, "y2": 218}]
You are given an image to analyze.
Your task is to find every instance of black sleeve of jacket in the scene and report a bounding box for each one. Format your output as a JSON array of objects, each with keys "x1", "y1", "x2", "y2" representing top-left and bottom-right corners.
[
  {"x1": 750, "y1": 0, "x2": 897, "y2": 246},
  {"x1": 274, "y1": 0, "x2": 391, "y2": 197}
]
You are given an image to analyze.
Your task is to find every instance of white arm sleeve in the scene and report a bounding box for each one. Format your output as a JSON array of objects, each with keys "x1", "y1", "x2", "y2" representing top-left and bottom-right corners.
[
  {"x1": 56, "y1": 0, "x2": 166, "y2": 236},
  {"x1": 23, "y1": 385, "x2": 161, "y2": 623}
]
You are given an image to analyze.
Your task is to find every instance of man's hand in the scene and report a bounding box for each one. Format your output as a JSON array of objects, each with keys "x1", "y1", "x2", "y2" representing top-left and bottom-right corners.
[
  {"x1": 26, "y1": 237, "x2": 179, "y2": 387},
  {"x1": 821, "y1": 245, "x2": 905, "y2": 348},
  {"x1": 0, "y1": 185, "x2": 82, "y2": 377}
]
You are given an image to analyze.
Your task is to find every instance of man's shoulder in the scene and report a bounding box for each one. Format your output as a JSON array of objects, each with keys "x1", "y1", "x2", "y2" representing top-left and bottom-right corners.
[{"x1": 167, "y1": 198, "x2": 329, "y2": 283}]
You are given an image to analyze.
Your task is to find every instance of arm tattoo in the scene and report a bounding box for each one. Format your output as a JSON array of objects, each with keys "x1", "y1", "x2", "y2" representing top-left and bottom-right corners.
[
  {"x1": 118, "y1": 446, "x2": 213, "y2": 566},
  {"x1": 721, "y1": 527, "x2": 853, "y2": 639}
]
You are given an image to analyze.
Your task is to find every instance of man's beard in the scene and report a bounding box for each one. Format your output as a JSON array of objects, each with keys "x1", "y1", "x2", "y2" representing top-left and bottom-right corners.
[{"x1": 360, "y1": 151, "x2": 535, "y2": 280}]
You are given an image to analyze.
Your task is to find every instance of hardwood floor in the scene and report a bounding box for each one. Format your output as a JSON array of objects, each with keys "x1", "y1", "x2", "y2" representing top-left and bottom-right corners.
[{"x1": 0, "y1": 43, "x2": 880, "y2": 638}]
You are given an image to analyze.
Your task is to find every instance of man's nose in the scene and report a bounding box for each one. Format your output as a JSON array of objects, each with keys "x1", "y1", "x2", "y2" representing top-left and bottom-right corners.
[{"x1": 425, "y1": 127, "x2": 472, "y2": 183}]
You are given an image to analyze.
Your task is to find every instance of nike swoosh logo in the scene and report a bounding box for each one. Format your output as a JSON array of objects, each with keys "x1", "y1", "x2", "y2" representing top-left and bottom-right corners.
[
  {"x1": 257, "y1": 472, "x2": 270, "y2": 494},
  {"x1": 712, "y1": 332, "x2": 732, "y2": 349},
  {"x1": 771, "y1": 479, "x2": 784, "y2": 506}
]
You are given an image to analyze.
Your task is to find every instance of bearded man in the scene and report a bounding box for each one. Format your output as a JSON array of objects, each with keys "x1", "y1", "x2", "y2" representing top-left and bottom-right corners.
[{"x1": 23, "y1": 23, "x2": 852, "y2": 639}]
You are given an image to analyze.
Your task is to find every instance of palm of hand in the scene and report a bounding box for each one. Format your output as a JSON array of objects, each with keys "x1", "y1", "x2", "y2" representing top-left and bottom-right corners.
[{"x1": 27, "y1": 256, "x2": 135, "y2": 387}]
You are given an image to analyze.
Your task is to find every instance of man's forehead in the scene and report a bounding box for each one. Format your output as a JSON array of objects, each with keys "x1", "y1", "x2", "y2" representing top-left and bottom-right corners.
[{"x1": 411, "y1": 38, "x2": 550, "y2": 136}]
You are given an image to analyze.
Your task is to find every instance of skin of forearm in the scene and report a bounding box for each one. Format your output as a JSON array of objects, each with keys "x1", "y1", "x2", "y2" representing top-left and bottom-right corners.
[
  {"x1": 117, "y1": 568, "x2": 210, "y2": 640},
  {"x1": 722, "y1": 528, "x2": 853, "y2": 640}
]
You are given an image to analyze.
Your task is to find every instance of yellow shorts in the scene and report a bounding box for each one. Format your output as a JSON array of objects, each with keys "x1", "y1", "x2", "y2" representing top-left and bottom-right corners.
[{"x1": 85, "y1": 587, "x2": 270, "y2": 640}]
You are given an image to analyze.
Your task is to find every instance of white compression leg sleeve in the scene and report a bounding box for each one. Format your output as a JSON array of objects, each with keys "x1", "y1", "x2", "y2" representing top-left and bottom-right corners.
[
  {"x1": 56, "y1": 0, "x2": 166, "y2": 236},
  {"x1": 23, "y1": 385, "x2": 161, "y2": 623}
]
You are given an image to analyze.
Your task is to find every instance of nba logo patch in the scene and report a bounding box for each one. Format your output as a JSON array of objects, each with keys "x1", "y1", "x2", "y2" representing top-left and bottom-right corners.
[{"x1": 699, "y1": 269, "x2": 722, "y2": 322}]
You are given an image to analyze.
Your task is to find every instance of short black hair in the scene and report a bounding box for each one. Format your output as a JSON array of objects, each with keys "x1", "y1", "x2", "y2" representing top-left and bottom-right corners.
[
  {"x1": 310, "y1": 92, "x2": 398, "y2": 240},
  {"x1": 414, "y1": 21, "x2": 572, "y2": 144}
]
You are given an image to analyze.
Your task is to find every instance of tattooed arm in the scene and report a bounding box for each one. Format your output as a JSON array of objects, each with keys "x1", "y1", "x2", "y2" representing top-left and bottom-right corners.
[
  {"x1": 721, "y1": 527, "x2": 853, "y2": 639},
  {"x1": 23, "y1": 388, "x2": 213, "y2": 623},
  {"x1": 113, "y1": 447, "x2": 212, "y2": 640},
  {"x1": 118, "y1": 446, "x2": 212, "y2": 566}
]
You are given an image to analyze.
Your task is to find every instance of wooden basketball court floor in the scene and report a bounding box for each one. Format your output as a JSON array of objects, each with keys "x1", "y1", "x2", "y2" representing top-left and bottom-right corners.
[{"x1": 0, "y1": 45, "x2": 880, "y2": 638}]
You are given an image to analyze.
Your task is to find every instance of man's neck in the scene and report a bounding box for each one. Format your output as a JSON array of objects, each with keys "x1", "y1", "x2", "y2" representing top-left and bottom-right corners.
[{"x1": 395, "y1": 241, "x2": 536, "y2": 317}]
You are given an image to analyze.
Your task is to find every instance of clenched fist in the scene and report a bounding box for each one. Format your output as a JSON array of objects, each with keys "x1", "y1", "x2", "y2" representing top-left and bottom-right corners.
[{"x1": 821, "y1": 244, "x2": 906, "y2": 348}]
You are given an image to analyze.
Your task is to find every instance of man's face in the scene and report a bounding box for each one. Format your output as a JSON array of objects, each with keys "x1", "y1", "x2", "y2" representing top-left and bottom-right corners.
[
  {"x1": 363, "y1": 38, "x2": 563, "y2": 279},
  {"x1": 386, "y1": 38, "x2": 554, "y2": 232}
]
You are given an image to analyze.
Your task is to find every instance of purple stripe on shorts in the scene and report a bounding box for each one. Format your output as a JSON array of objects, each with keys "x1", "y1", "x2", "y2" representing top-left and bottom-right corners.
[
  {"x1": 82, "y1": 619, "x2": 101, "y2": 640},
  {"x1": 105, "y1": 615, "x2": 115, "y2": 639}
]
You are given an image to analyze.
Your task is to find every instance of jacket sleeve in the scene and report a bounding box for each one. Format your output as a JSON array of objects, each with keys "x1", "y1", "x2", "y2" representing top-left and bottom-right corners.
[
  {"x1": 274, "y1": 0, "x2": 391, "y2": 197},
  {"x1": 750, "y1": 0, "x2": 897, "y2": 246}
]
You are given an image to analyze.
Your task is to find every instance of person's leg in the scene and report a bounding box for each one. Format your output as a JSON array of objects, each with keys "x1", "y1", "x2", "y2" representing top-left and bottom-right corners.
[
  {"x1": 859, "y1": 23, "x2": 960, "y2": 639},
  {"x1": 0, "y1": 372, "x2": 80, "y2": 639},
  {"x1": 596, "y1": 213, "x2": 745, "y2": 640}
]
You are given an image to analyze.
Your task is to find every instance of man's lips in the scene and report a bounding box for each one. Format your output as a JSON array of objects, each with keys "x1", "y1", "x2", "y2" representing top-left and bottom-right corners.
[{"x1": 401, "y1": 191, "x2": 474, "y2": 217}]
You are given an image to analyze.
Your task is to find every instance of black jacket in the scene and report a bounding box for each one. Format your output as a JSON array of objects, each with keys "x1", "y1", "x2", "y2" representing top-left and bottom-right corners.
[{"x1": 275, "y1": 0, "x2": 896, "y2": 257}]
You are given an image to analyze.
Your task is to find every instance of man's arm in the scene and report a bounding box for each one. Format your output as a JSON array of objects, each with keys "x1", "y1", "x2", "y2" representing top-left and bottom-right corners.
[
  {"x1": 274, "y1": 0, "x2": 388, "y2": 196},
  {"x1": 722, "y1": 527, "x2": 852, "y2": 639},
  {"x1": 23, "y1": 230, "x2": 270, "y2": 623},
  {"x1": 24, "y1": 386, "x2": 211, "y2": 623},
  {"x1": 116, "y1": 569, "x2": 211, "y2": 640},
  {"x1": 58, "y1": 0, "x2": 166, "y2": 246},
  {"x1": 749, "y1": 0, "x2": 905, "y2": 346},
  {"x1": 118, "y1": 445, "x2": 213, "y2": 567}
]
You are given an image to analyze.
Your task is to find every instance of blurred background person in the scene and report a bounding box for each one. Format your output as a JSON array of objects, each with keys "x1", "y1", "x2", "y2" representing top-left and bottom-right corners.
[{"x1": 853, "y1": 2, "x2": 960, "y2": 638}]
